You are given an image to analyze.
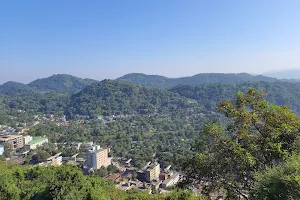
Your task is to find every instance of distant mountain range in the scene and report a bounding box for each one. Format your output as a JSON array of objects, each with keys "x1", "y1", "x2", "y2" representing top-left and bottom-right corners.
[
  {"x1": 1, "y1": 72, "x2": 299, "y2": 95},
  {"x1": 117, "y1": 73, "x2": 280, "y2": 88},
  {"x1": 3, "y1": 73, "x2": 300, "y2": 117},
  {"x1": 263, "y1": 69, "x2": 300, "y2": 80}
]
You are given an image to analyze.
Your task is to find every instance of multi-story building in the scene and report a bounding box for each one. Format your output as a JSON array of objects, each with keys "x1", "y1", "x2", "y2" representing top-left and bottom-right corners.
[
  {"x1": 145, "y1": 163, "x2": 160, "y2": 182},
  {"x1": 138, "y1": 162, "x2": 161, "y2": 182},
  {"x1": 0, "y1": 135, "x2": 24, "y2": 150},
  {"x1": 86, "y1": 146, "x2": 112, "y2": 169}
]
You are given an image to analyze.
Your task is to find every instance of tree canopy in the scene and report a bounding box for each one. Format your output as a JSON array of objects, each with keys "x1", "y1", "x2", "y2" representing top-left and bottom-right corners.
[{"x1": 182, "y1": 88, "x2": 300, "y2": 199}]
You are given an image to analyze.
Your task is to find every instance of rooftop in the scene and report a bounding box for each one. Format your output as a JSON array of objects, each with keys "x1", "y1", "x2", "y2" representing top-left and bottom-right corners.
[{"x1": 27, "y1": 136, "x2": 48, "y2": 145}]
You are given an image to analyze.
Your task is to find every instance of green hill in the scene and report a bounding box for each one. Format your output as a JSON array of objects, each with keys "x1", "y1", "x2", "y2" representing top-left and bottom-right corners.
[
  {"x1": 117, "y1": 73, "x2": 278, "y2": 88},
  {"x1": 28, "y1": 74, "x2": 98, "y2": 93},
  {"x1": 66, "y1": 79, "x2": 197, "y2": 118},
  {"x1": 170, "y1": 81, "x2": 300, "y2": 114},
  {"x1": 0, "y1": 81, "x2": 35, "y2": 96}
]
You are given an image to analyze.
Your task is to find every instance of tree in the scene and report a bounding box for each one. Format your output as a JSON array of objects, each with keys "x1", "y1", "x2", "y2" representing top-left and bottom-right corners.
[
  {"x1": 182, "y1": 89, "x2": 300, "y2": 199},
  {"x1": 4, "y1": 143, "x2": 13, "y2": 158},
  {"x1": 94, "y1": 166, "x2": 109, "y2": 177},
  {"x1": 250, "y1": 153, "x2": 300, "y2": 200},
  {"x1": 31, "y1": 150, "x2": 51, "y2": 164},
  {"x1": 107, "y1": 164, "x2": 118, "y2": 174},
  {"x1": 0, "y1": 155, "x2": 6, "y2": 161}
]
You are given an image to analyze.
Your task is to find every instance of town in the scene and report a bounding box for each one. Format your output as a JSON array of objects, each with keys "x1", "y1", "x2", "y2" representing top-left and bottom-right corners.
[{"x1": 0, "y1": 114, "x2": 184, "y2": 195}]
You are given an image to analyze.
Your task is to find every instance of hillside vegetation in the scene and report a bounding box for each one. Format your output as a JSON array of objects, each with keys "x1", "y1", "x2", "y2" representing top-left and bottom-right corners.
[
  {"x1": 0, "y1": 74, "x2": 97, "y2": 94},
  {"x1": 0, "y1": 162, "x2": 204, "y2": 200},
  {"x1": 28, "y1": 74, "x2": 98, "y2": 93},
  {"x1": 66, "y1": 79, "x2": 197, "y2": 118},
  {"x1": 170, "y1": 81, "x2": 300, "y2": 114}
]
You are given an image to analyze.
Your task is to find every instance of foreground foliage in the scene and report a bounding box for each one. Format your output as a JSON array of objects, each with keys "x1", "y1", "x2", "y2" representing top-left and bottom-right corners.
[
  {"x1": 0, "y1": 162, "x2": 205, "y2": 200},
  {"x1": 182, "y1": 89, "x2": 300, "y2": 199},
  {"x1": 251, "y1": 154, "x2": 300, "y2": 200}
]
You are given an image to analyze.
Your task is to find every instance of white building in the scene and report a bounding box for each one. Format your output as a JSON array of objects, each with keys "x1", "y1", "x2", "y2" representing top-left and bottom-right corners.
[
  {"x1": 25, "y1": 136, "x2": 48, "y2": 150},
  {"x1": 162, "y1": 173, "x2": 180, "y2": 188},
  {"x1": 0, "y1": 144, "x2": 4, "y2": 155},
  {"x1": 86, "y1": 146, "x2": 112, "y2": 169}
]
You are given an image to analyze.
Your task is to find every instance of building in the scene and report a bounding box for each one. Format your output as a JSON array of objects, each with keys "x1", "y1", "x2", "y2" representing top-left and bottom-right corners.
[
  {"x1": 86, "y1": 146, "x2": 112, "y2": 169},
  {"x1": 162, "y1": 173, "x2": 180, "y2": 188},
  {"x1": 0, "y1": 144, "x2": 4, "y2": 155},
  {"x1": 0, "y1": 135, "x2": 24, "y2": 150},
  {"x1": 47, "y1": 153, "x2": 63, "y2": 166},
  {"x1": 159, "y1": 173, "x2": 169, "y2": 181},
  {"x1": 138, "y1": 162, "x2": 160, "y2": 182},
  {"x1": 145, "y1": 163, "x2": 160, "y2": 182},
  {"x1": 25, "y1": 136, "x2": 48, "y2": 150},
  {"x1": 23, "y1": 135, "x2": 32, "y2": 145}
]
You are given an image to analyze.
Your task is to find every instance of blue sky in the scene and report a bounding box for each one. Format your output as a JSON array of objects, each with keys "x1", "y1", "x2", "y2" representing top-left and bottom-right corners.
[{"x1": 0, "y1": 0, "x2": 299, "y2": 83}]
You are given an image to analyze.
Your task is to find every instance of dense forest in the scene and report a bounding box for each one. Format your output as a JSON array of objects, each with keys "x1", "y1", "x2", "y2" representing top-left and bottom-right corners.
[
  {"x1": 170, "y1": 81, "x2": 300, "y2": 114},
  {"x1": 66, "y1": 79, "x2": 198, "y2": 118}
]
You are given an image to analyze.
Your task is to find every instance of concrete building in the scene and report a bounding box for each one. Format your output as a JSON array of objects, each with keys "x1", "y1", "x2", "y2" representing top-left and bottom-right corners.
[
  {"x1": 159, "y1": 173, "x2": 169, "y2": 181},
  {"x1": 23, "y1": 135, "x2": 33, "y2": 145},
  {"x1": 0, "y1": 135, "x2": 24, "y2": 150},
  {"x1": 138, "y1": 162, "x2": 161, "y2": 182},
  {"x1": 25, "y1": 136, "x2": 48, "y2": 150},
  {"x1": 162, "y1": 173, "x2": 180, "y2": 188},
  {"x1": 0, "y1": 144, "x2": 4, "y2": 155},
  {"x1": 145, "y1": 163, "x2": 160, "y2": 182},
  {"x1": 47, "y1": 153, "x2": 63, "y2": 166},
  {"x1": 86, "y1": 146, "x2": 112, "y2": 169}
]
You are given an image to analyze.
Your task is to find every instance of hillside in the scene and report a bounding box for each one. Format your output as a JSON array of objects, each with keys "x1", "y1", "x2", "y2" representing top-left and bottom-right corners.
[
  {"x1": 28, "y1": 74, "x2": 98, "y2": 93},
  {"x1": 0, "y1": 81, "x2": 35, "y2": 96},
  {"x1": 117, "y1": 73, "x2": 278, "y2": 88},
  {"x1": 170, "y1": 81, "x2": 300, "y2": 114},
  {"x1": 66, "y1": 79, "x2": 197, "y2": 118}
]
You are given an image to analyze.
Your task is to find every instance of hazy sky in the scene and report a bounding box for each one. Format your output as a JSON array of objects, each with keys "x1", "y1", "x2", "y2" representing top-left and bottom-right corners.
[{"x1": 1, "y1": 0, "x2": 300, "y2": 83}]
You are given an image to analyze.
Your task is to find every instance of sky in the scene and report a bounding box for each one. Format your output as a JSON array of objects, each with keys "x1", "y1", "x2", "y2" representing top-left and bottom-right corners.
[{"x1": 0, "y1": 0, "x2": 300, "y2": 83}]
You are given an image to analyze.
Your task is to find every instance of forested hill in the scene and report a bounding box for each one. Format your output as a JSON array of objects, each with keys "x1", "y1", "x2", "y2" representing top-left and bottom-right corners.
[
  {"x1": 0, "y1": 74, "x2": 97, "y2": 95},
  {"x1": 117, "y1": 73, "x2": 278, "y2": 88},
  {"x1": 0, "y1": 81, "x2": 35, "y2": 96},
  {"x1": 170, "y1": 81, "x2": 300, "y2": 114},
  {"x1": 28, "y1": 74, "x2": 98, "y2": 93},
  {"x1": 66, "y1": 79, "x2": 197, "y2": 118},
  {"x1": 4, "y1": 75, "x2": 300, "y2": 118}
]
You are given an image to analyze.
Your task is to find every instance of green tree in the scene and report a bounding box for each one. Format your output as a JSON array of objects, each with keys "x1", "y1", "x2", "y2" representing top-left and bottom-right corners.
[
  {"x1": 0, "y1": 155, "x2": 6, "y2": 161},
  {"x1": 94, "y1": 166, "x2": 109, "y2": 177},
  {"x1": 4, "y1": 143, "x2": 13, "y2": 158},
  {"x1": 31, "y1": 150, "x2": 51, "y2": 164},
  {"x1": 182, "y1": 89, "x2": 300, "y2": 199},
  {"x1": 250, "y1": 154, "x2": 300, "y2": 200},
  {"x1": 107, "y1": 164, "x2": 118, "y2": 174}
]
